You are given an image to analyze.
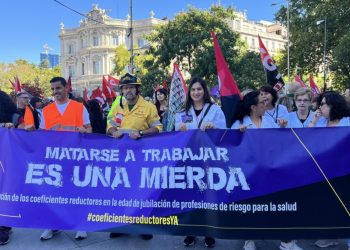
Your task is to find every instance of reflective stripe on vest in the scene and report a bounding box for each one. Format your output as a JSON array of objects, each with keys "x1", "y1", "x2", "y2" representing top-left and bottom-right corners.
[{"x1": 42, "y1": 100, "x2": 84, "y2": 131}]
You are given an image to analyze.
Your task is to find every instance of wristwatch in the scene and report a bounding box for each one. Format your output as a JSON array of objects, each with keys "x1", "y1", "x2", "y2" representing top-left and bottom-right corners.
[{"x1": 139, "y1": 130, "x2": 144, "y2": 137}]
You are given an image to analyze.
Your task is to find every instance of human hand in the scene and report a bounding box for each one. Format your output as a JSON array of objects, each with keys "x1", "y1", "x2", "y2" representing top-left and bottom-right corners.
[
  {"x1": 76, "y1": 126, "x2": 89, "y2": 133},
  {"x1": 179, "y1": 123, "x2": 187, "y2": 131},
  {"x1": 112, "y1": 130, "x2": 123, "y2": 138},
  {"x1": 239, "y1": 125, "x2": 247, "y2": 133},
  {"x1": 202, "y1": 122, "x2": 214, "y2": 131},
  {"x1": 129, "y1": 131, "x2": 141, "y2": 140},
  {"x1": 278, "y1": 119, "x2": 288, "y2": 128}
]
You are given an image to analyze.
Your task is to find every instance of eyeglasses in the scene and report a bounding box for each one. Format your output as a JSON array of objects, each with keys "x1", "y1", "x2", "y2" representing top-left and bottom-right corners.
[{"x1": 296, "y1": 99, "x2": 310, "y2": 103}]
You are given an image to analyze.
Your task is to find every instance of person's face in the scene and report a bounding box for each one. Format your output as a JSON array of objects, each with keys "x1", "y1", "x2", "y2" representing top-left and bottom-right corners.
[
  {"x1": 17, "y1": 94, "x2": 29, "y2": 107},
  {"x1": 260, "y1": 91, "x2": 273, "y2": 106},
  {"x1": 319, "y1": 97, "x2": 331, "y2": 118},
  {"x1": 121, "y1": 85, "x2": 137, "y2": 102},
  {"x1": 295, "y1": 94, "x2": 311, "y2": 112},
  {"x1": 190, "y1": 82, "x2": 204, "y2": 103},
  {"x1": 51, "y1": 81, "x2": 68, "y2": 103},
  {"x1": 156, "y1": 91, "x2": 166, "y2": 102},
  {"x1": 252, "y1": 95, "x2": 267, "y2": 116}
]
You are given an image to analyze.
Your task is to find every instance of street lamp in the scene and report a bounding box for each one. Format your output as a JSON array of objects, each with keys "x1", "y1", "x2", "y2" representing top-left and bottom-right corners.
[
  {"x1": 316, "y1": 18, "x2": 327, "y2": 91},
  {"x1": 272, "y1": 0, "x2": 290, "y2": 82}
]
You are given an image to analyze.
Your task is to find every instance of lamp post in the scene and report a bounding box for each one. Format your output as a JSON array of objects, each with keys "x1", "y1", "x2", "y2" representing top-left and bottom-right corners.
[
  {"x1": 129, "y1": 0, "x2": 134, "y2": 73},
  {"x1": 272, "y1": 0, "x2": 290, "y2": 82},
  {"x1": 316, "y1": 18, "x2": 327, "y2": 91}
]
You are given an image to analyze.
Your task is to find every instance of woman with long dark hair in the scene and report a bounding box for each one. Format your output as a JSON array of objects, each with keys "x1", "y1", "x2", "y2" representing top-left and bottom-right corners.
[
  {"x1": 174, "y1": 77, "x2": 225, "y2": 248},
  {"x1": 87, "y1": 99, "x2": 106, "y2": 134},
  {"x1": 175, "y1": 77, "x2": 226, "y2": 131},
  {"x1": 231, "y1": 91, "x2": 277, "y2": 130},
  {"x1": 155, "y1": 88, "x2": 168, "y2": 123}
]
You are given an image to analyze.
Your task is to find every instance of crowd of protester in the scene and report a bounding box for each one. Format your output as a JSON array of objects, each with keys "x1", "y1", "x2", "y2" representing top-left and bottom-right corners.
[{"x1": 0, "y1": 74, "x2": 350, "y2": 250}]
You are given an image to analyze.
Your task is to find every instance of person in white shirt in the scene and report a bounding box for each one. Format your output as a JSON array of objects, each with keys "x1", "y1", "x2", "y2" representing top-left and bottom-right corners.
[
  {"x1": 260, "y1": 85, "x2": 288, "y2": 125},
  {"x1": 232, "y1": 90, "x2": 302, "y2": 250},
  {"x1": 175, "y1": 77, "x2": 226, "y2": 132},
  {"x1": 175, "y1": 77, "x2": 226, "y2": 248},
  {"x1": 309, "y1": 91, "x2": 350, "y2": 128},
  {"x1": 287, "y1": 88, "x2": 314, "y2": 128},
  {"x1": 231, "y1": 90, "x2": 277, "y2": 130}
]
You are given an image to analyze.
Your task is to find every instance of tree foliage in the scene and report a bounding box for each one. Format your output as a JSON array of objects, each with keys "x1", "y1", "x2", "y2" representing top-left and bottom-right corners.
[
  {"x1": 275, "y1": 0, "x2": 350, "y2": 90},
  {"x1": 0, "y1": 60, "x2": 61, "y2": 96},
  {"x1": 143, "y1": 6, "x2": 265, "y2": 90}
]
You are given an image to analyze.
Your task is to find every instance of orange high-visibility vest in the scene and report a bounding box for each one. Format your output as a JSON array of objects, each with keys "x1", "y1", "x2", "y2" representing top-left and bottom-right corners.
[
  {"x1": 42, "y1": 100, "x2": 84, "y2": 131},
  {"x1": 24, "y1": 106, "x2": 34, "y2": 127}
]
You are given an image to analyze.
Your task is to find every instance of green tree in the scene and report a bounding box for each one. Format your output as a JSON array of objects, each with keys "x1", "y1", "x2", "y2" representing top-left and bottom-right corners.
[
  {"x1": 275, "y1": 0, "x2": 350, "y2": 89},
  {"x1": 112, "y1": 45, "x2": 130, "y2": 75},
  {"x1": 143, "y1": 5, "x2": 265, "y2": 91},
  {"x1": 0, "y1": 60, "x2": 61, "y2": 97}
]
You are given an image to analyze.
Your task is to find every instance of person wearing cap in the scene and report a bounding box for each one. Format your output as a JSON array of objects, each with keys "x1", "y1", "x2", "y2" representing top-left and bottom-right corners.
[
  {"x1": 106, "y1": 73, "x2": 162, "y2": 240},
  {"x1": 38, "y1": 76, "x2": 91, "y2": 241},
  {"x1": 106, "y1": 73, "x2": 162, "y2": 140}
]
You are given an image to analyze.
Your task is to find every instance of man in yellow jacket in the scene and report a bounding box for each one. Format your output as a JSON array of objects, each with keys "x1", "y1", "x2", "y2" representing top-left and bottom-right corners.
[
  {"x1": 106, "y1": 73, "x2": 161, "y2": 240},
  {"x1": 107, "y1": 73, "x2": 162, "y2": 139}
]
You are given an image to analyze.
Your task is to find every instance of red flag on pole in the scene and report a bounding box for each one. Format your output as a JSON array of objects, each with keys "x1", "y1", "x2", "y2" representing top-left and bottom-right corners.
[
  {"x1": 108, "y1": 75, "x2": 119, "y2": 86},
  {"x1": 90, "y1": 87, "x2": 106, "y2": 105},
  {"x1": 162, "y1": 79, "x2": 167, "y2": 89},
  {"x1": 211, "y1": 31, "x2": 241, "y2": 127},
  {"x1": 258, "y1": 35, "x2": 284, "y2": 91},
  {"x1": 166, "y1": 63, "x2": 187, "y2": 131},
  {"x1": 102, "y1": 76, "x2": 117, "y2": 100},
  {"x1": 294, "y1": 75, "x2": 307, "y2": 87},
  {"x1": 9, "y1": 76, "x2": 22, "y2": 93},
  {"x1": 309, "y1": 75, "x2": 321, "y2": 96},
  {"x1": 66, "y1": 76, "x2": 72, "y2": 93}
]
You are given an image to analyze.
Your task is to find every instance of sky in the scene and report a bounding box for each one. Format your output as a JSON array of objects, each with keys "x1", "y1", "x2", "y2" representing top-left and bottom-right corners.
[{"x1": 0, "y1": 0, "x2": 283, "y2": 64}]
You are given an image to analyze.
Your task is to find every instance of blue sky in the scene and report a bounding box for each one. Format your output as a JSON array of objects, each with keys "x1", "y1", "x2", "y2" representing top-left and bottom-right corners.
[{"x1": 0, "y1": 0, "x2": 283, "y2": 64}]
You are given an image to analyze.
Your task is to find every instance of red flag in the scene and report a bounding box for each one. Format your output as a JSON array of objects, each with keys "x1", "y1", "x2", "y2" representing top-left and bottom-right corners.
[
  {"x1": 90, "y1": 87, "x2": 106, "y2": 105},
  {"x1": 309, "y1": 75, "x2": 321, "y2": 96},
  {"x1": 294, "y1": 75, "x2": 307, "y2": 87},
  {"x1": 102, "y1": 76, "x2": 117, "y2": 100},
  {"x1": 210, "y1": 31, "x2": 241, "y2": 97},
  {"x1": 258, "y1": 35, "x2": 284, "y2": 91},
  {"x1": 83, "y1": 87, "x2": 89, "y2": 102},
  {"x1": 166, "y1": 63, "x2": 187, "y2": 131},
  {"x1": 108, "y1": 75, "x2": 119, "y2": 86},
  {"x1": 211, "y1": 31, "x2": 241, "y2": 127},
  {"x1": 10, "y1": 76, "x2": 22, "y2": 93},
  {"x1": 162, "y1": 79, "x2": 167, "y2": 89},
  {"x1": 66, "y1": 76, "x2": 72, "y2": 93}
]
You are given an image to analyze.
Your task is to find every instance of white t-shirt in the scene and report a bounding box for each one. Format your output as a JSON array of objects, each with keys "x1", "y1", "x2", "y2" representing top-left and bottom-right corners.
[
  {"x1": 315, "y1": 117, "x2": 350, "y2": 127},
  {"x1": 263, "y1": 104, "x2": 289, "y2": 124},
  {"x1": 286, "y1": 111, "x2": 314, "y2": 128},
  {"x1": 175, "y1": 103, "x2": 226, "y2": 130},
  {"x1": 231, "y1": 115, "x2": 278, "y2": 129}
]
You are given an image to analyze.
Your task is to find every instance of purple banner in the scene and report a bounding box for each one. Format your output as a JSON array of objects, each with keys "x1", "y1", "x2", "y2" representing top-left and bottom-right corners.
[{"x1": 0, "y1": 128, "x2": 349, "y2": 238}]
